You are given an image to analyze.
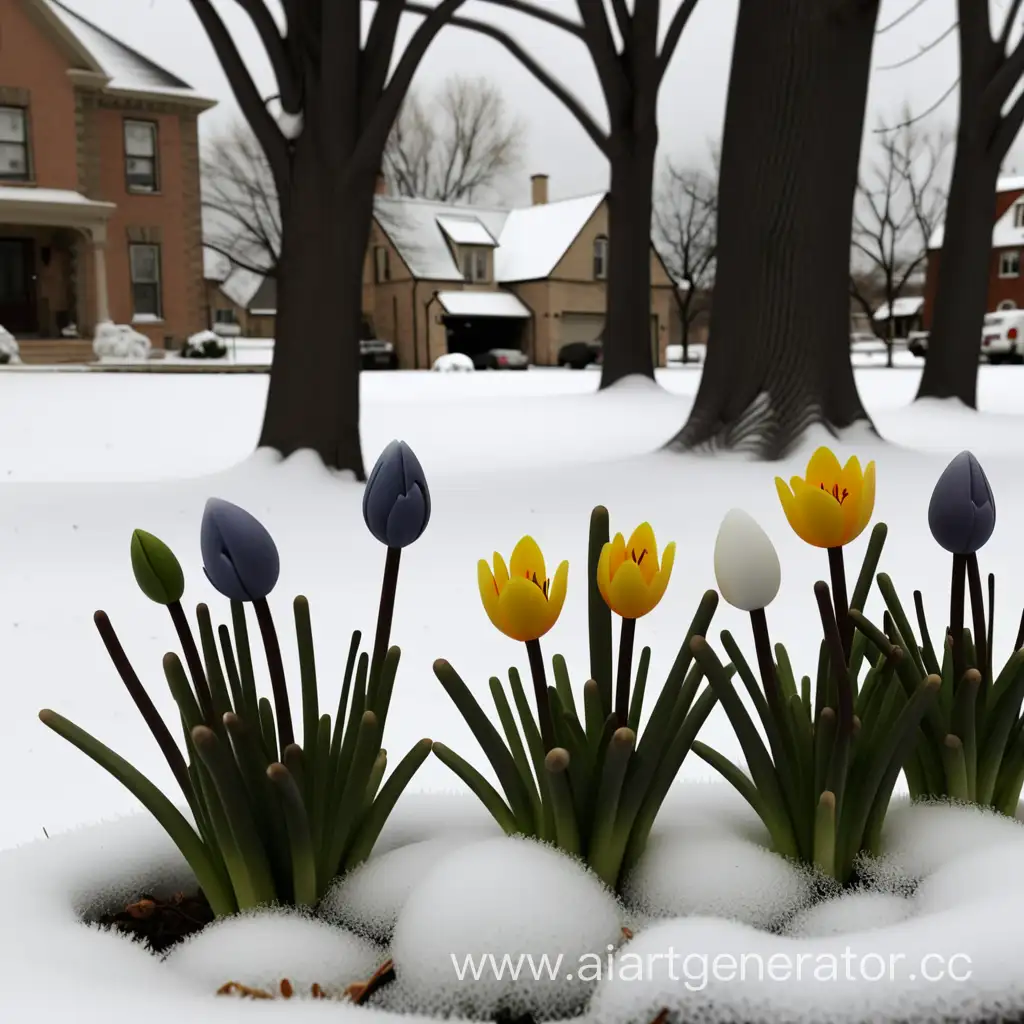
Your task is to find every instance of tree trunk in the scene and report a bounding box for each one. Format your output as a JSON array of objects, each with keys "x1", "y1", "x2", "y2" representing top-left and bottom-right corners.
[
  {"x1": 600, "y1": 136, "x2": 658, "y2": 388},
  {"x1": 257, "y1": 121, "x2": 373, "y2": 480},
  {"x1": 915, "y1": 136, "x2": 999, "y2": 406},
  {"x1": 669, "y1": 0, "x2": 878, "y2": 457}
]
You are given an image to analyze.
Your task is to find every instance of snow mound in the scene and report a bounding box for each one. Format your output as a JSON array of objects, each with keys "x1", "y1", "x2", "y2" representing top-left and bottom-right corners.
[
  {"x1": 915, "y1": 837, "x2": 1024, "y2": 915},
  {"x1": 322, "y1": 836, "x2": 488, "y2": 940},
  {"x1": 786, "y1": 890, "x2": 915, "y2": 938},
  {"x1": 0, "y1": 325, "x2": 19, "y2": 363},
  {"x1": 390, "y1": 836, "x2": 623, "y2": 1019},
  {"x1": 93, "y1": 321, "x2": 152, "y2": 360},
  {"x1": 623, "y1": 831, "x2": 814, "y2": 930},
  {"x1": 433, "y1": 353, "x2": 474, "y2": 372},
  {"x1": 165, "y1": 907, "x2": 381, "y2": 996}
]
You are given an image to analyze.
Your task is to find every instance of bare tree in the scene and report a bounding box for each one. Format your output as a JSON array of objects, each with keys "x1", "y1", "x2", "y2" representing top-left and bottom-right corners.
[
  {"x1": 850, "y1": 109, "x2": 949, "y2": 368},
  {"x1": 918, "y1": 1, "x2": 1024, "y2": 406},
  {"x1": 669, "y1": 0, "x2": 880, "y2": 458},
  {"x1": 406, "y1": 0, "x2": 702, "y2": 389},
  {"x1": 654, "y1": 157, "x2": 717, "y2": 364},
  {"x1": 187, "y1": 0, "x2": 468, "y2": 479},
  {"x1": 202, "y1": 123, "x2": 281, "y2": 278},
  {"x1": 384, "y1": 75, "x2": 525, "y2": 203}
]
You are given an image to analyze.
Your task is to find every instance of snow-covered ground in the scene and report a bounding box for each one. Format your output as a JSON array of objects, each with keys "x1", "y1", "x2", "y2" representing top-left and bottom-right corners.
[{"x1": 1, "y1": 364, "x2": 1023, "y2": 854}]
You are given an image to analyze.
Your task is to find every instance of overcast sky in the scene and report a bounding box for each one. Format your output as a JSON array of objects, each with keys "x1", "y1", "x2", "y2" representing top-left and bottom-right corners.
[{"x1": 60, "y1": 0, "x2": 967, "y2": 204}]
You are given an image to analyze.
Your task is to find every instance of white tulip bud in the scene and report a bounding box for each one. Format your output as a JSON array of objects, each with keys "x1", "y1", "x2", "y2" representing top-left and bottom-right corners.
[{"x1": 714, "y1": 509, "x2": 781, "y2": 611}]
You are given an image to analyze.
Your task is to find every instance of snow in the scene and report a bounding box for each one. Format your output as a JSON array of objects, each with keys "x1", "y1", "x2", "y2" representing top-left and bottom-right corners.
[
  {"x1": 389, "y1": 836, "x2": 623, "y2": 1018},
  {"x1": 436, "y1": 290, "x2": 532, "y2": 318},
  {"x1": 931, "y1": 193, "x2": 1024, "y2": 250},
  {"x1": 218, "y1": 267, "x2": 267, "y2": 311},
  {"x1": 93, "y1": 321, "x2": 152, "y2": 360},
  {"x1": 873, "y1": 296, "x2": 925, "y2": 320},
  {"x1": 165, "y1": 909, "x2": 382, "y2": 996},
  {"x1": 435, "y1": 215, "x2": 498, "y2": 247},
  {"x1": 0, "y1": 325, "x2": 19, "y2": 363},
  {"x1": 432, "y1": 353, "x2": 475, "y2": 372},
  {"x1": 0, "y1": 185, "x2": 114, "y2": 212},
  {"x1": 785, "y1": 891, "x2": 915, "y2": 938}
]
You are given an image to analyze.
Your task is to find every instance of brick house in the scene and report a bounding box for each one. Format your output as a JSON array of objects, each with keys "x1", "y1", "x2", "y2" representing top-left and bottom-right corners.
[
  {"x1": 0, "y1": 0, "x2": 214, "y2": 349},
  {"x1": 923, "y1": 176, "x2": 1024, "y2": 325},
  {"x1": 207, "y1": 173, "x2": 677, "y2": 367}
]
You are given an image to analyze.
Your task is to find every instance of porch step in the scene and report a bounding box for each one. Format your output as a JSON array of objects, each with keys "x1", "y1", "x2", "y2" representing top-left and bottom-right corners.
[{"x1": 15, "y1": 340, "x2": 96, "y2": 365}]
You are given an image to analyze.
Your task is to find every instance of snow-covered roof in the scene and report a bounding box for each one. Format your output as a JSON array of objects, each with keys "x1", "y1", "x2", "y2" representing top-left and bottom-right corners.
[
  {"x1": 435, "y1": 215, "x2": 496, "y2": 247},
  {"x1": 998, "y1": 175, "x2": 1024, "y2": 193},
  {"x1": 0, "y1": 185, "x2": 111, "y2": 210},
  {"x1": 874, "y1": 295, "x2": 924, "y2": 320},
  {"x1": 436, "y1": 290, "x2": 532, "y2": 318},
  {"x1": 931, "y1": 197, "x2": 1024, "y2": 250},
  {"x1": 374, "y1": 191, "x2": 606, "y2": 283},
  {"x1": 203, "y1": 248, "x2": 230, "y2": 283},
  {"x1": 44, "y1": 0, "x2": 212, "y2": 105},
  {"x1": 219, "y1": 267, "x2": 266, "y2": 311}
]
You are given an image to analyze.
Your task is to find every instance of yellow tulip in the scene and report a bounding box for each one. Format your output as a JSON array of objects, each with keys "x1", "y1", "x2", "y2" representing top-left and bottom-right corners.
[
  {"x1": 478, "y1": 536, "x2": 568, "y2": 642},
  {"x1": 775, "y1": 446, "x2": 876, "y2": 549},
  {"x1": 596, "y1": 522, "x2": 675, "y2": 619}
]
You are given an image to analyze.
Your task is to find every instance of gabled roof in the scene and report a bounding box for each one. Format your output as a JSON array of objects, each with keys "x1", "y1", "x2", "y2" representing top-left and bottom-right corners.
[
  {"x1": 930, "y1": 195, "x2": 1024, "y2": 250},
  {"x1": 874, "y1": 295, "x2": 924, "y2": 321},
  {"x1": 40, "y1": 0, "x2": 214, "y2": 106},
  {"x1": 373, "y1": 191, "x2": 606, "y2": 283}
]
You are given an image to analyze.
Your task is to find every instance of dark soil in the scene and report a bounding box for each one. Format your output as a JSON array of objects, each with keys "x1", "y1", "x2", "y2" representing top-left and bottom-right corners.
[{"x1": 95, "y1": 890, "x2": 213, "y2": 954}]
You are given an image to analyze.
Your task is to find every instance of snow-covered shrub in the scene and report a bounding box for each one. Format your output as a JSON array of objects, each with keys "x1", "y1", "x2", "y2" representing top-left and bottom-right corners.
[
  {"x1": 0, "y1": 325, "x2": 19, "y2": 364},
  {"x1": 432, "y1": 352, "x2": 474, "y2": 372},
  {"x1": 180, "y1": 330, "x2": 227, "y2": 359},
  {"x1": 92, "y1": 322, "x2": 151, "y2": 360}
]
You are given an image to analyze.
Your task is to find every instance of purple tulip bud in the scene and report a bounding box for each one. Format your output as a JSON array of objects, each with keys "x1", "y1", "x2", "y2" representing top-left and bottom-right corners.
[
  {"x1": 927, "y1": 451, "x2": 996, "y2": 555},
  {"x1": 362, "y1": 440, "x2": 431, "y2": 548},
  {"x1": 200, "y1": 498, "x2": 280, "y2": 601}
]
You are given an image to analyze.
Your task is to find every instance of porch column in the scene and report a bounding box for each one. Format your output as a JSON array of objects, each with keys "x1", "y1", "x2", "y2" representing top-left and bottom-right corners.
[{"x1": 89, "y1": 226, "x2": 111, "y2": 325}]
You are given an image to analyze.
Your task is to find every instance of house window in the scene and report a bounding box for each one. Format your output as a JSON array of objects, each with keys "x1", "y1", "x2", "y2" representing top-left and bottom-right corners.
[
  {"x1": 999, "y1": 250, "x2": 1020, "y2": 278},
  {"x1": 0, "y1": 106, "x2": 29, "y2": 181},
  {"x1": 129, "y1": 243, "x2": 162, "y2": 318},
  {"x1": 593, "y1": 235, "x2": 609, "y2": 280},
  {"x1": 375, "y1": 245, "x2": 390, "y2": 283},
  {"x1": 214, "y1": 308, "x2": 237, "y2": 324},
  {"x1": 462, "y1": 247, "x2": 489, "y2": 283},
  {"x1": 1014, "y1": 204, "x2": 1024, "y2": 229},
  {"x1": 124, "y1": 120, "x2": 159, "y2": 192}
]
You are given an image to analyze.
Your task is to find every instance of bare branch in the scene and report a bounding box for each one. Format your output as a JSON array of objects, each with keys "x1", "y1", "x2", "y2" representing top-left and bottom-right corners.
[
  {"x1": 998, "y1": 0, "x2": 1024, "y2": 50},
  {"x1": 231, "y1": 0, "x2": 301, "y2": 113},
  {"x1": 875, "y1": 20, "x2": 957, "y2": 71},
  {"x1": 403, "y1": 2, "x2": 610, "y2": 155},
  {"x1": 471, "y1": 0, "x2": 586, "y2": 37},
  {"x1": 874, "y1": 78, "x2": 959, "y2": 131},
  {"x1": 610, "y1": 0, "x2": 631, "y2": 43},
  {"x1": 204, "y1": 240, "x2": 276, "y2": 279},
  {"x1": 576, "y1": 0, "x2": 629, "y2": 108},
  {"x1": 876, "y1": 0, "x2": 932, "y2": 35},
  {"x1": 189, "y1": 0, "x2": 289, "y2": 188},
  {"x1": 657, "y1": 0, "x2": 700, "y2": 82}
]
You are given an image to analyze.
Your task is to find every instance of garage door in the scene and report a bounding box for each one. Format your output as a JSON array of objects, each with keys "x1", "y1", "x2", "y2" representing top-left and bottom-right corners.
[{"x1": 560, "y1": 313, "x2": 605, "y2": 346}]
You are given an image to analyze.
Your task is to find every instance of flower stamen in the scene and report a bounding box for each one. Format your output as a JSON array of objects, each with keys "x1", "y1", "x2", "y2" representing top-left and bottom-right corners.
[
  {"x1": 820, "y1": 483, "x2": 849, "y2": 505},
  {"x1": 527, "y1": 571, "x2": 551, "y2": 600},
  {"x1": 632, "y1": 548, "x2": 648, "y2": 565}
]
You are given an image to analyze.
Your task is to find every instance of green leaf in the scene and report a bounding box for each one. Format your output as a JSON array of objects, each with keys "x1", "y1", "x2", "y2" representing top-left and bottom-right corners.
[
  {"x1": 266, "y1": 763, "x2": 317, "y2": 906},
  {"x1": 588, "y1": 506, "x2": 613, "y2": 716},
  {"x1": 431, "y1": 742, "x2": 519, "y2": 835}
]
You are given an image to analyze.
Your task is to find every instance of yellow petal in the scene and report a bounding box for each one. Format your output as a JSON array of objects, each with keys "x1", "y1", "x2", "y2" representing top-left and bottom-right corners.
[
  {"x1": 607, "y1": 558, "x2": 654, "y2": 619},
  {"x1": 478, "y1": 559, "x2": 502, "y2": 631},
  {"x1": 645, "y1": 540, "x2": 676, "y2": 613},
  {"x1": 793, "y1": 483, "x2": 847, "y2": 548},
  {"x1": 608, "y1": 532, "x2": 626, "y2": 580},
  {"x1": 497, "y1": 576, "x2": 555, "y2": 642},
  {"x1": 492, "y1": 551, "x2": 509, "y2": 593},
  {"x1": 547, "y1": 560, "x2": 569, "y2": 625},
  {"x1": 776, "y1": 478, "x2": 805, "y2": 539},
  {"x1": 510, "y1": 535, "x2": 546, "y2": 585},
  {"x1": 625, "y1": 522, "x2": 659, "y2": 583},
  {"x1": 804, "y1": 447, "x2": 843, "y2": 491},
  {"x1": 852, "y1": 460, "x2": 876, "y2": 541},
  {"x1": 597, "y1": 541, "x2": 614, "y2": 608},
  {"x1": 838, "y1": 456, "x2": 864, "y2": 542}
]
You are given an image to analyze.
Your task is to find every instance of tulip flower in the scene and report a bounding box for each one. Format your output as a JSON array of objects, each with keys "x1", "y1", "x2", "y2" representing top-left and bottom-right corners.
[
  {"x1": 596, "y1": 522, "x2": 675, "y2": 726},
  {"x1": 713, "y1": 509, "x2": 781, "y2": 613},
  {"x1": 776, "y1": 447, "x2": 875, "y2": 661},
  {"x1": 479, "y1": 535, "x2": 568, "y2": 748},
  {"x1": 131, "y1": 529, "x2": 184, "y2": 605},
  {"x1": 363, "y1": 439, "x2": 431, "y2": 549},
  {"x1": 928, "y1": 451, "x2": 997, "y2": 685}
]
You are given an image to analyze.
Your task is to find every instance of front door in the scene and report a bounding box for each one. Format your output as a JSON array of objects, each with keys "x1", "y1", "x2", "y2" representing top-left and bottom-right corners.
[{"x1": 0, "y1": 238, "x2": 37, "y2": 334}]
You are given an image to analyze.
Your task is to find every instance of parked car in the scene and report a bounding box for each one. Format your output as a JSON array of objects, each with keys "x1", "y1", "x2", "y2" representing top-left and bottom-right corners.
[
  {"x1": 907, "y1": 330, "x2": 929, "y2": 357},
  {"x1": 360, "y1": 339, "x2": 398, "y2": 369},
  {"x1": 472, "y1": 348, "x2": 529, "y2": 370},
  {"x1": 432, "y1": 353, "x2": 474, "y2": 372},
  {"x1": 980, "y1": 311, "x2": 1024, "y2": 364},
  {"x1": 558, "y1": 339, "x2": 601, "y2": 369}
]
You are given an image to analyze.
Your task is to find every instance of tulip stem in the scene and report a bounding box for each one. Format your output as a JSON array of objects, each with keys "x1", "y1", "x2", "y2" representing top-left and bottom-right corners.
[
  {"x1": 827, "y1": 547, "x2": 851, "y2": 664},
  {"x1": 525, "y1": 639, "x2": 555, "y2": 752},
  {"x1": 950, "y1": 554, "x2": 968, "y2": 687},
  {"x1": 966, "y1": 554, "x2": 988, "y2": 683},
  {"x1": 167, "y1": 600, "x2": 216, "y2": 726},
  {"x1": 369, "y1": 546, "x2": 402, "y2": 710},
  {"x1": 748, "y1": 608, "x2": 783, "y2": 720},
  {"x1": 253, "y1": 598, "x2": 295, "y2": 751},
  {"x1": 614, "y1": 618, "x2": 637, "y2": 728}
]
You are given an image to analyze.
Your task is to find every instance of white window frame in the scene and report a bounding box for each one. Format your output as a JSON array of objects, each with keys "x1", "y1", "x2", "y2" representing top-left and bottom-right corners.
[
  {"x1": 124, "y1": 120, "x2": 159, "y2": 193},
  {"x1": 129, "y1": 243, "x2": 163, "y2": 319},
  {"x1": 593, "y1": 235, "x2": 609, "y2": 280},
  {"x1": 0, "y1": 106, "x2": 29, "y2": 181},
  {"x1": 999, "y1": 250, "x2": 1021, "y2": 279},
  {"x1": 463, "y1": 247, "x2": 489, "y2": 283},
  {"x1": 1013, "y1": 203, "x2": 1024, "y2": 229},
  {"x1": 374, "y1": 245, "x2": 390, "y2": 283}
]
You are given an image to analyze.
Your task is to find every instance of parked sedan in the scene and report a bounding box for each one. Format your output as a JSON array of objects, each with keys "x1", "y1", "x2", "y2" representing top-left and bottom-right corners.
[
  {"x1": 980, "y1": 312, "x2": 1024, "y2": 364},
  {"x1": 472, "y1": 348, "x2": 529, "y2": 370},
  {"x1": 360, "y1": 339, "x2": 398, "y2": 369},
  {"x1": 557, "y1": 339, "x2": 601, "y2": 369}
]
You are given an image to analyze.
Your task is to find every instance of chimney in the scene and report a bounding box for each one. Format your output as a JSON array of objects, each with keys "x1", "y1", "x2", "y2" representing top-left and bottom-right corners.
[
  {"x1": 375, "y1": 170, "x2": 388, "y2": 196},
  {"x1": 530, "y1": 173, "x2": 549, "y2": 205}
]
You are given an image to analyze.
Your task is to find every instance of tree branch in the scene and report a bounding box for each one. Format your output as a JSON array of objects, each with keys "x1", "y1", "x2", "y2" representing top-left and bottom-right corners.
[
  {"x1": 189, "y1": 0, "x2": 289, "y2": 188},
  {"x1": 875, "y1": 20, "x2": 957, "y2": 71},
  {"x1": 576, "y1": 0, "x2": 628, "y2": 109},
  {"x1": 403, "y1": 3, "x2": 610, "y2": 155},
  {"x1": 204, "y1": 240, "x2": 277, "y2": 278},
  {"x1": 363, "y1": 0, "x2": 407, "y2": 125},
  {"x1": 657, "y1": 0, "x2": 700, "y2": 82},
  {"x1": 231, "y1": 0, "x2": 301, "y2": 113},
  {"x1": 610, "y1": 0, "x2": 632, "y2": 43},
  {"x1": 998, "y1": 0, "x2": 1024, "y2": 50},
  {"x1": 877, "y1": 0, "x2": 931, "y2": 35},
  {"x1": 470, "y1": 0, "x2": 585, "y2": 38}
]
